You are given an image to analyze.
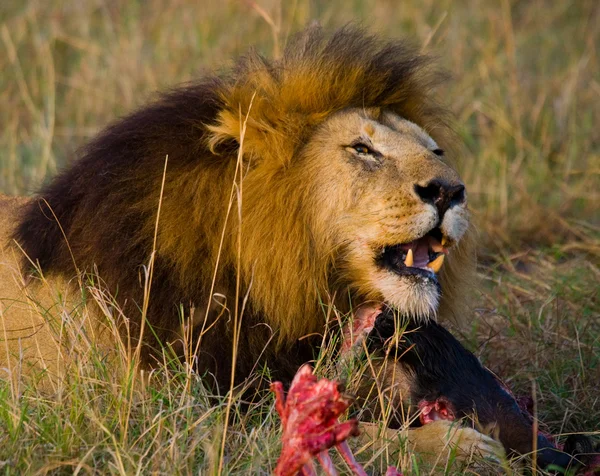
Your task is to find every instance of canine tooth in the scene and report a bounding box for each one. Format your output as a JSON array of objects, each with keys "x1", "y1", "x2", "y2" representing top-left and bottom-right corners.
[
  {"x1": 427, "y1": 254, "x2": 445, "y2": 273},
  {"x1": 441, "y1": 236, "x2": 448, "y2": 246},
  {"x1": 404, "y1": 248, "x2": 414, "y2": 267},
  {"x1": 431, "y1": 242, "x2": 445, "y2": 253}
]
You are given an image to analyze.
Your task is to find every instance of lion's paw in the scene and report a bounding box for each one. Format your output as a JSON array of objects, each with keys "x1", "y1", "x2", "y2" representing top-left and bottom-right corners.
[
  {"x1": 408, "y1": 420, "x2": 506, "y2": 463},
  {"x1": 358, "y1": 420, "x2": 505, "y2": 466}
]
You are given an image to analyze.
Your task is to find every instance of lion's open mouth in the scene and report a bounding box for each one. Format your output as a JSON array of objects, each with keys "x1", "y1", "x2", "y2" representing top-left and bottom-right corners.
[{"x1": 376, "y1": 227, "x2": 449, "y2": 280}]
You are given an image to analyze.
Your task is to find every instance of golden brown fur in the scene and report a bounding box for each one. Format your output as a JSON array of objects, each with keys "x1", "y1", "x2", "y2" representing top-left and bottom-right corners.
[
  {"x1": 5, "y1": 25, "x2": 476, "y2": 386},
  {"x1": 0, "y1": 195, "x2": 116, "y2": 387}
]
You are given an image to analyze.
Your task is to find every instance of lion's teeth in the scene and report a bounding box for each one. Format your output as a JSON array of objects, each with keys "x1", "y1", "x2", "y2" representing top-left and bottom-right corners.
[
  {"x1": 441, "y1": 236, "x2": 448, "y2": 246},
  {"x1": 431, "y1": 242, "x2": 445, "y2": 253},
  {"x1": 404, "y1": 248, "x2": 414, "y2": 267},
  {"x1": 427, "y1": 254, "x2": 445, "y2": 273}
]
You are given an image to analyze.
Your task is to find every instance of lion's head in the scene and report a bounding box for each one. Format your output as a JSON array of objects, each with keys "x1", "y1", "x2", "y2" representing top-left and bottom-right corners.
[
  {"x1": 207, "y1": 27, "x2": 474, "y2": 344},
  {"x1": 12, "y1": 26, "x2": 474, "y2": 384},
  {"x1": 307, "y1": 108, "x2": 469, "y2": 317}
]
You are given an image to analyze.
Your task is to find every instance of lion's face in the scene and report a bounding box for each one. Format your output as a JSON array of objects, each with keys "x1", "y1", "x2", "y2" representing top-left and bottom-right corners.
[{"x1": 302, "y1": 109, "x2": 469, "y2": 319}]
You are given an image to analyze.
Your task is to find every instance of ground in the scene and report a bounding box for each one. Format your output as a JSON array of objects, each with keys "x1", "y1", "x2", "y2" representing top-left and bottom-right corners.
[{"x1": 0, "y1": 0, "x2": 598, "y2": 474}]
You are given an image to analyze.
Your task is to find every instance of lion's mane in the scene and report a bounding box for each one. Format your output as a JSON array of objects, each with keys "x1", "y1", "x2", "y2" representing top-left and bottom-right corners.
[{"x1": 14, "y1": 26, "x2": 473, "y2": 387}]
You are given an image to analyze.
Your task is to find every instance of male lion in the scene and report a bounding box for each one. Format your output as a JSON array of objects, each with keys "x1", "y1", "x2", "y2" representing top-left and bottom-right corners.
[{"x1": 0, "y1": 27, "x2": 500, "y2": 463}]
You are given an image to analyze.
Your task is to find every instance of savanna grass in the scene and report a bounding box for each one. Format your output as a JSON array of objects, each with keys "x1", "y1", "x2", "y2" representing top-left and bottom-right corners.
[{"x1": 0, "y1": 0, "x2": 598, "y2": 474}]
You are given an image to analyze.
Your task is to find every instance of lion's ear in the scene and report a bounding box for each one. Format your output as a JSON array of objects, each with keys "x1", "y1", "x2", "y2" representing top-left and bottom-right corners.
[
  {"x1": 207, "y1": 106, "x2": 302, "y2": 166},
  {"x1": 207, "y1": 109, "x2": 269, "y2": 155},
  {"x1": 207, "y1": 96, "x2": 326, "y2": 167}
]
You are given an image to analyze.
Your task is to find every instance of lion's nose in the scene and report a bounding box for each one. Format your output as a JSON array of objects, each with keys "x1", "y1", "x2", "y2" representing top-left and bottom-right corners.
[{"x1": 414, "y1": 180, "x2": 466, "y2": 217}]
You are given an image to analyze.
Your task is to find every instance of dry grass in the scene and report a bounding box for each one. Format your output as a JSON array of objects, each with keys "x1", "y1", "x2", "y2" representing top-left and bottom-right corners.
[{"x1": 0, "y1": 0, "x2": 598, "y2": 474}]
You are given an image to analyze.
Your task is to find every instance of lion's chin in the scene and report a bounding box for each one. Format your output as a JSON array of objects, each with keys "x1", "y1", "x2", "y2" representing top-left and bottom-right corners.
[{"x1": 373, "y1": 269, "x2": 441, "y2": 321}]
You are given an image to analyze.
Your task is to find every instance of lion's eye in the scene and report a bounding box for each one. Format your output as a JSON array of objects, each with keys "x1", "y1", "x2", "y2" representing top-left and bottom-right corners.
[
  {"x1": 432, "y1": 148, "x2": 444, "y2": 157},
  {"x1": 352, "y1": 143, "x2": 372, "y2": 155}
]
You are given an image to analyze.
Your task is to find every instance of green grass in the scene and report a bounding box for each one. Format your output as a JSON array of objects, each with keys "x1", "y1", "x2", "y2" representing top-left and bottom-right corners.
[
  {"x1": 0, "y1": 0, "x2": 598, "y2": 474},
  {"x1": 467, "y1": 250, "x2": 600, "y2": 432}
]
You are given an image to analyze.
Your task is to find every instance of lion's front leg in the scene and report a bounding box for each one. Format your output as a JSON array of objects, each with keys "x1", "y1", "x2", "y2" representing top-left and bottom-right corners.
[{"x1": 358, "y1": 421, "x2": 505, "y2": 466}]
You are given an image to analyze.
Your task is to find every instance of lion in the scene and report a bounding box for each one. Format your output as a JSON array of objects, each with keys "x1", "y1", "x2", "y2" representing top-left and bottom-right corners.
[{"x1": 0, "y1": 26, "x2": 502, "y2": 464}]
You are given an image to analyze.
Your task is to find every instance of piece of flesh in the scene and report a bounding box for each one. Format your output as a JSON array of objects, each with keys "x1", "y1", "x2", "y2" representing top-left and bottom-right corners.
[{"x1": 271, "y1": 364, "x2": 378, "y2": 476}]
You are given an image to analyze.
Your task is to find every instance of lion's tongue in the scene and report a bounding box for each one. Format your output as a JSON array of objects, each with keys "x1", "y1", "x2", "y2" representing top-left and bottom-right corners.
[{"x1": 402, "y1": 238, "x2": 430, "y2": 268}]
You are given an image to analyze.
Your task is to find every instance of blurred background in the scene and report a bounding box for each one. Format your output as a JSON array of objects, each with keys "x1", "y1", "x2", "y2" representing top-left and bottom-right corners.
[
  {"x1": 1, "y1": 0, "x2": 598, "y2": 249},
  {"x1": 1, "y1": 0, "x2": 598, "y2": 436}
]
